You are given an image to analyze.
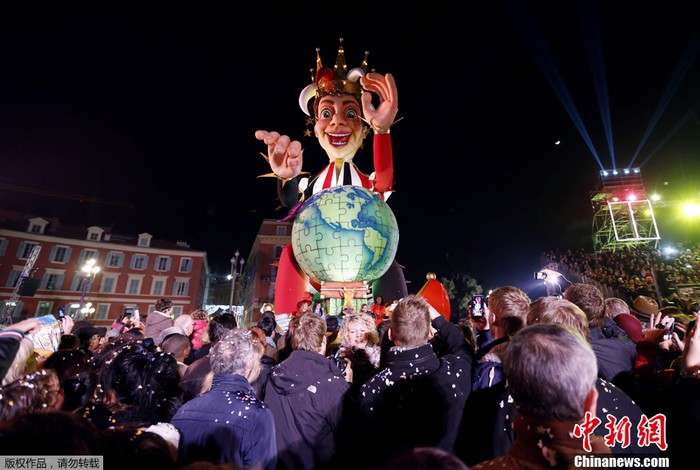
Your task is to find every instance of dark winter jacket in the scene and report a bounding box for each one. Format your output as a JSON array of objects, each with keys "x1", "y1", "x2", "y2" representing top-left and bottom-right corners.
[
  {"x1": 264, "y1": 349, "x2": 349, "y2": 470},
  {"x1": 591, "y1": 317, "x2": 637, "y2": 382},
  {"x1": 355, "y1": 315, "x2": 473, "y2": 462},
  {"x1": 171, "y1": 373, "x2": 277, "y2": 469}
]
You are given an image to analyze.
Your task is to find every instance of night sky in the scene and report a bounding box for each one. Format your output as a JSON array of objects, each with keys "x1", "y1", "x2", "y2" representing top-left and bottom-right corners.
[{"x1": 1, "y1": 1, "x2": 699, "y2": 294}]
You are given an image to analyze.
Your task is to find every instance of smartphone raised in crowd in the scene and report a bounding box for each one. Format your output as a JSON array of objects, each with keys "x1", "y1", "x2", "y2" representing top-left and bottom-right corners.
[
  {"x1": 470, "y1": 295, "x2": 485, "y2": 317},
  {"x1": 57, "y1": 307, "x2": 66, "y2": 319}
]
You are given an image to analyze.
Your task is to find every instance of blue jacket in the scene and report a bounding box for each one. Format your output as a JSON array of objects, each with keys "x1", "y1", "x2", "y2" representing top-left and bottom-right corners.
[{"x1": 171, "y1": 373, "x2": 277, "y2": 470}]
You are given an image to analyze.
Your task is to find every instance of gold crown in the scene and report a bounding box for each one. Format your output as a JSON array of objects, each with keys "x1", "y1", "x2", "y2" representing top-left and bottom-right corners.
[{"x1": 298, "y1": 38, "x2": 369, "y2": 116}]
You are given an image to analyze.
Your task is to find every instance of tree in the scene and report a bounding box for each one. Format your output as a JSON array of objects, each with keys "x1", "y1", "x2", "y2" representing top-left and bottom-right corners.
[{"x1": 441, "y1": 272, "x2": 483, "y2": 322}]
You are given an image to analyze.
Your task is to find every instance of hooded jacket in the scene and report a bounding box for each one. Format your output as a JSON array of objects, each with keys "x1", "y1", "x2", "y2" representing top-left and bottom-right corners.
[
  {"x1": 264, "y1": 349, "x2": 349, "y2": 470},
  {"x1": 143, "y1": 310, "x2": 173, "y2": 341}
]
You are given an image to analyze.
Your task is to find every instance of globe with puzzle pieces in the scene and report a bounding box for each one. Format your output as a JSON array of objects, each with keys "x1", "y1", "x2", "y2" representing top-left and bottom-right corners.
[{"x1": 291, "y1": 185, "x2": 399, "y2": 284}]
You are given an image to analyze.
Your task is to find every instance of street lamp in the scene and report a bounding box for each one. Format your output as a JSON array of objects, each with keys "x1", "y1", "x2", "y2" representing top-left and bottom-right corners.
[
  {"x1": 228, "y1": 251, "x2": 245, "y2": 313},
  {"x1": 78, "y1": 259, "x2": 100, "y2": 319}
]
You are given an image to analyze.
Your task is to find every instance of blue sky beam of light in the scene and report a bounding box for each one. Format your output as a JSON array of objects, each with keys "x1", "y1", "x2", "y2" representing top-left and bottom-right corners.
[
  {"x1": 628, "y1": 25, "x2": 700, "y2": 168},
  {"x1": 579, "y1": 0, "x2": 616, "y2": 169},
  {"x1": 507, "y1": 0, "x2": 604, "y2": 170}
]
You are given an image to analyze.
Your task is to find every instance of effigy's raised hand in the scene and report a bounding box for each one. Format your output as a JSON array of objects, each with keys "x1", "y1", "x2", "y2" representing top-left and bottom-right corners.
[
  {"x1": 255, "y1": 130, "x2": 304, "y2": 180},
  {"x1": 360, "y1": 72, "x2": 398, "y2": 133}
]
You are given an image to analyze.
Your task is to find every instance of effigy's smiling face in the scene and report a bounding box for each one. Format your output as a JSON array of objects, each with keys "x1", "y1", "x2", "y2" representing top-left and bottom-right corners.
[{"x1": 315, "y1": 94, "x2": 364, "y2": 162}]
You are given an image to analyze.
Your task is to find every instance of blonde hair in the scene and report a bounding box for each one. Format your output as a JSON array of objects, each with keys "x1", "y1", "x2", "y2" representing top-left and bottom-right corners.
[{"x1": 340, "y1": 313, "x2": 380, "y2": 349}]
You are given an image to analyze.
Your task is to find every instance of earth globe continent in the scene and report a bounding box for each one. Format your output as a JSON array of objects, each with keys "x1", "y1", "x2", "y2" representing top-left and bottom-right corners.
[{"x1": 291, "y1": 185, "x2": 399, "y2": 284}]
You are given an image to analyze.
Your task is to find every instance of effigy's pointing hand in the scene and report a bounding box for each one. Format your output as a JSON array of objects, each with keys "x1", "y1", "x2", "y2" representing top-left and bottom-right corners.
[{"x1": 255, "y1": 130, "x2": 303, "y2": 180}]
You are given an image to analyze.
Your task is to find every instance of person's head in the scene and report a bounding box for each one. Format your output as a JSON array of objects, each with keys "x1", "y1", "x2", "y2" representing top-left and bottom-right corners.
[
  {"x1": 0, "y1": 410, "x2": 103, "y2": 456},
  {"x1": 190, "y1": 309, "x2": 209, "y2": 321},
  {"x1": 0, "y1": 369, "x2": 63, "y2": 421},
  {"x1": 89, "y1": 342, "x2": 181, "y2": 419},
  {"x1": 325, "y1": 315, "x2": 340, "y2": 335},
  {"x1": 72, "y1": 321, "x2": 107, "y2": 352},
  {"x1": 173, "y1": 314, "x2": 194, "y2": 337},
  {"x1": 155, "y1": 298, "x2": 173, "y2": 314},
  {"x1": 160, "y1": 333, "x2": 192, "y2": 363},
  {"x1": 41, "y1": 348, "x2": 93, "y2": 411},
  {"x1": 340, "y1": 312, "x2": 379, "y2": 349},
  {"x1": 297, "y1": 300, "x2": 312, "y2": 313},
  {"x1": 381, "y1": 446, "x2": 470, "y2": 470},
  {"x1": 360, "y1": 303, "x2": 369, "y2": 313},
  {"x1": 604, "y1": 297, "x2": 630, "y2": 319},
  {"x1": 2, "y1": 337, "x2": 35, "y2": 385},
  {"x1": 488, "y1": 286, "x2": 531, "y2": 338},
  {"x1": 156, "y1": 326, "x2": 187, "y2": 349},
  {"x1": 375, "y1": 295, "x2": 385, "y2": 306},
  {"x1": 210, "y1": 329, "x2": 264, "y2": 383},
  {"x1": 260, "y1": 303, "x2": 275, "y2": 316},
  {"x1": 505, "y1": 323, "x2": 598, "y2": 422},
  {"x1": 631, "y1": 295, "x2": 659, "y2": 324},
  {"x1": 456, "y1": 318, "x2": 478, "y2": 353},
  {"x1": 101, "y1": 424, "x2": 177, "y2": 469},
  {"x1": 257, "y1": 315, "x2": 277, "y2": 338},
  {"x1": 563, "y1": 283, "x2": 605, "y2": 327},
  {"x1": 527, "y1": 297, "x2": 590, "y2": 340},
  {"x1": 389, "y1": 295, "x2": 431, "y2": 348},
  {"x1": 57, "y1": 334, "x2": 82, "y2": 351},
  {"x1": 290, "y1": 312, "x2": 327, "y2": 354},
  {"x1": 208, "y1": 313, "x2": 238, "y2": 345},
  {"x1": 613, "y1": 314, "x2": 644, "y2": 343}
]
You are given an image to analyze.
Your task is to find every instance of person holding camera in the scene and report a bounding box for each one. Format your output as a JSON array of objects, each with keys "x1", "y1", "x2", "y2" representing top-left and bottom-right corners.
[{"x1": 471, "y1": 286, "x2": 530, "y2": 392}]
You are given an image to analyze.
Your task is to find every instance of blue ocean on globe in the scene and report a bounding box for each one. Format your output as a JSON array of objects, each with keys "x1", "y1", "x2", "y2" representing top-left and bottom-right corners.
[{"x1": 291, "y1": 185, "x2": 399, "y2": 283}]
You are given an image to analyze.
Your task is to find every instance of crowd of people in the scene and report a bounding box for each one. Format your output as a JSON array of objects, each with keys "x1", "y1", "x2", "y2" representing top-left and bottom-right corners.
[
  {"x1": 1, "y1": 275, "x2": 699, "y2": 469},
  {"x1": 543, "y1": 241, "x2": 700, "y2": 310}
]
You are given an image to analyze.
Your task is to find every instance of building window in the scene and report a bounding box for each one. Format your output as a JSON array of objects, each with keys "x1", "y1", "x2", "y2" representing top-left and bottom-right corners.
[
  {"x1": 138, "y1": 233, "x2": 152, "y2": 247},
  {"x1": 18, "y1": 242, "x2": 40, "y2": 260},
  {"x1": 0, "y1": 238, "x2": 8, "y2": 257},
  {"x1": 78, "y1": 249, "x2": 99, "y2": 265},
  {"x1": 6, "y1": 269, "x2": 23, "y2": 288},
  {"x1": 173, "y1": 280, "x2": 189, "y2": 296},
  {"x1": 37, "y1": 302, "x2": 52, "y2": 316},
  {"x1": 50, "y1": 246, "x2": 71, "y2": 263},
  {"x1": 89, "y1": 232, "x2": 99, "y2": 241},
  {"x1": 276, "y1": 226, "x2": 287, "y2": 236},
  {"x1": 127, "y1": 278, "x2": 142, "y2": 295},
  {"x1": 270, "y1": 265, "x2": 278, "y2": 280},
  {"x1": 273, "y1": 245, "x2": 283, "y2": 259},
  {"x1": 101, "y1": 275, "x2": 117, "y2": 294},
  {"x1": 130, "y1": 254, "x2": 149, "y2": 270},
  {"x1": 96, "y1": 304, "x2": 110, "y2": 320},
  {"x1": 179, "y1": 258, "x2": 193, "y2": 273},
  {"x1": 27, "y1": 218, "x2": 48, "y2": 234},
  {"x1": 41, "y1": 273, "x2": 64, "y2": 290},
  {"x1": 107, "y1": 252, "x2": 124, "y2": 268},
  {"x1": 172, "y1": 305, "x2": 183, "y2": 317},
  {"x1": 72, "y1": 275, "x2": 89, "y2": 292},
  {"x1": 155, "y1": 256, "x2": 171, "y2": 272},
  {"x1": 151, "y1": 278, "x2": 166, "y2": 296}
]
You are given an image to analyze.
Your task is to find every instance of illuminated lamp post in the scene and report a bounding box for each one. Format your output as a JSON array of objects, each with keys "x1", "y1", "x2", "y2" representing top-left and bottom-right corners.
[
  {"x1": 78, "y1": 259, "x2": 100, "y2": 320},
  {"x1": 228, "y1": 251, "x2": 245, "y2": 313}
]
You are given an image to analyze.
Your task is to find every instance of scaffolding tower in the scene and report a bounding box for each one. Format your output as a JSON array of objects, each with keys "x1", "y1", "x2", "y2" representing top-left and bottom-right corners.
[{"x1": 591, "y1": 168, "x2": 660, "y2": 253}]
